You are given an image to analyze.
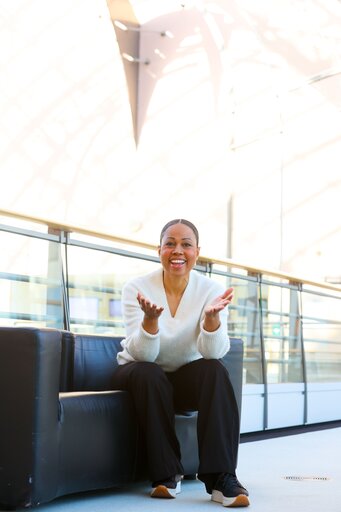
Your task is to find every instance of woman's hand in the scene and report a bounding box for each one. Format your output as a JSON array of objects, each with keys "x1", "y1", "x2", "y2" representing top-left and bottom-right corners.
[
  {"x1": 137, "y1": 292, "x2": 164, "y2": 334},
  {"x1": 204, "y1": 287, "x2": 234, "y2": 317},
  {"x1": 203, "y1": 287, "x2": 234, "y2": 331},
  {"x1": 137, "y1": 292, "x2": 164, "y2": 318}
]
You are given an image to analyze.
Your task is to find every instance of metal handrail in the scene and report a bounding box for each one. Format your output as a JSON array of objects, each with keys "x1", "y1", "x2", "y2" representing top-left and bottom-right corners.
[{"x1": 1, "y1": 208, "x2": 340, "y2": 293}]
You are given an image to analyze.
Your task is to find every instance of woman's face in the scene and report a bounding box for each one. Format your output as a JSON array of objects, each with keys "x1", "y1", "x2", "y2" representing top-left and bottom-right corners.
[{"x1": 158, "y1": 223, "x2": 200, "y2": 278}]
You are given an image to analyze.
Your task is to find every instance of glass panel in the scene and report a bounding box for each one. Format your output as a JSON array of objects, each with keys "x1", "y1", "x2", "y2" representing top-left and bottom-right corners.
[
  {"x1": 224, "y1": 275, "x2": 263, "y2": 384},
  {"x1": 66, "y1": 244, "x2": 160, "y2": 335},
  {"x1": 0, "y1": 231, "x2": 64, "y2": 328},
  {"x1": 261, "y1": 283, "x2": 303, "y2": 384},
  {"x1": 302, "y1": 291, "x2": 341, "y2": 382}
]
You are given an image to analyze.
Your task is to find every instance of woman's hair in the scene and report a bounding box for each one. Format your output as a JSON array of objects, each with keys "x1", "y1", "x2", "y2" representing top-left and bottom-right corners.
[{"x1": 160, "y1": 219, "x2": 199, "y2": 245}]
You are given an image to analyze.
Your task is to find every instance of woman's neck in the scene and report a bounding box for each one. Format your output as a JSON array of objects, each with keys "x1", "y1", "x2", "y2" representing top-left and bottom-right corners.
[{"x1": 162, "y1": 272, "x2": 189, "y2": 297}]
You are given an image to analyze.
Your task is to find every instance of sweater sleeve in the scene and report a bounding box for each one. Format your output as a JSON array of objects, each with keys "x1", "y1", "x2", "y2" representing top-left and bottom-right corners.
[{"x1": 119, "y1": 280, "x2": 161, "y2": 362}]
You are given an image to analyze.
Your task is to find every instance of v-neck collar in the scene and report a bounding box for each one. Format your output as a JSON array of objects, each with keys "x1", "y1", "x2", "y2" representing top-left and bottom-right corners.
[{"x1": 161, "y1": 270, "x2": 191, "y2": 318}]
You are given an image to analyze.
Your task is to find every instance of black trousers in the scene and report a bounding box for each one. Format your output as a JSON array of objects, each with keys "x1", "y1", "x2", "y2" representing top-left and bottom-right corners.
[{"x1": 111, "y1": 358, "x2": 240, "y2": 484}]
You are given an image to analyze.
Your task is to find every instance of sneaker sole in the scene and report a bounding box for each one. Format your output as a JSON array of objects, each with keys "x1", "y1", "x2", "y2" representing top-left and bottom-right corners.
[
  {"x1": 151, "y1": 481, "x2": 181, "y2": 499},
  {"x1": 212, "y1": 489, "x2": 250, "y2": 507}
]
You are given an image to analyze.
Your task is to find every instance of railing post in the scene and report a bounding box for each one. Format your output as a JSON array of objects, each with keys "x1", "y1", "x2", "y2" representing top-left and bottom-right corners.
[
  {"x1": 296, "y1": 282, "x2": 308, "y2": 424},
  {"x1": 47, "y1": 228, "x2": 69, "y2": 330},
  {"x1": 251, "y1": 271, "x2": 268, "y2": 431}
]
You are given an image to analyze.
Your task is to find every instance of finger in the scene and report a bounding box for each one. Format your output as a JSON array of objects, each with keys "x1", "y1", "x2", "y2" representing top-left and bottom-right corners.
[
  {"x1": 140, "y1": 298, "x2": 152, "y2": 312},
  {"x1": 137, "y1": 292, "x2": 148, "y2": 305},
  {"x1": 222, "y1": 287, "x2": 234, "y2": 298}
]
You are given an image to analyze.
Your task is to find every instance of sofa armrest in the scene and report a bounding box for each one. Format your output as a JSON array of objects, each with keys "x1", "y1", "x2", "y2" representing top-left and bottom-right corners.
[{"x1": 0, "y1": 327, "x2": 62, "y2": 508}]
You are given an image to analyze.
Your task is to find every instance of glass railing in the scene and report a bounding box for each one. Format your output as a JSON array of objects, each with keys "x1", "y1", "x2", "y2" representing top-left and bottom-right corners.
[{"x1": 1, "y1": 209, "x2": 340, "y2": 432}]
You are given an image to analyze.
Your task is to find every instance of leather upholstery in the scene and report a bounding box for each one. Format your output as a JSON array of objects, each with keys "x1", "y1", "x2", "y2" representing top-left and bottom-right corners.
[
  {"x1": 0, "y1": 327, "x2": 61, "y2": 509},
  {"x1": 57, "y1": 391, "x2": 137, "y2": 496},
  {"x1": 0, "y1": 326, "x2": 243, "y2": 509}
]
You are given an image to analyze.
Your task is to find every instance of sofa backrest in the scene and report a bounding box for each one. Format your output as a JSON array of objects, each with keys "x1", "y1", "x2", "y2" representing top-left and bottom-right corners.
[
  {"x1": 71, "y1": 334, "x2": 244, "y2": 414},
  {"x1": 60, "y1": 330, "x2": 75, "y2": 392},
  {"x1": 72, "y1": 334, "x2": 123, "y2": 391}
]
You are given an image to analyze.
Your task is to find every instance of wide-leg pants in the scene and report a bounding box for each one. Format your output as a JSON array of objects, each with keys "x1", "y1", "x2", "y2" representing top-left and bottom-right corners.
[{"x1": 111, "y1": 358, "x2": 240, "y2": 484}]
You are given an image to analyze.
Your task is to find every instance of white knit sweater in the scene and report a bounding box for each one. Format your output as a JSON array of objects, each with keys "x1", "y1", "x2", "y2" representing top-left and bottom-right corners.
[{"x1": 117, "y1": 267, "x2": 230, "y2": 371}]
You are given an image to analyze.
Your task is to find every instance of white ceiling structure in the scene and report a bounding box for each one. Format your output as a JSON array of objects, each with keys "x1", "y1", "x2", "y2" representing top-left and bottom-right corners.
[{"x1": 0, "y1": 0, "x2": 340, "y2": 281}]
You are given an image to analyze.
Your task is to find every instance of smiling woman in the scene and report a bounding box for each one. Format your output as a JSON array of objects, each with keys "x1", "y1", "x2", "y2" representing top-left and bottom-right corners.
[
  {"x1": 158, "y1": 221, "x2": 200, "y2": 316},
  {"x1": 110, "y1": 219, "x2": 250, "y2": 507}
]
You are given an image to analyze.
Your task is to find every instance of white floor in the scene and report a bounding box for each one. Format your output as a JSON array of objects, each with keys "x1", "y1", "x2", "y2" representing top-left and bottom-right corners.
[{"x1": 17, "y1": 427, "x2": 341, "y2": 512}]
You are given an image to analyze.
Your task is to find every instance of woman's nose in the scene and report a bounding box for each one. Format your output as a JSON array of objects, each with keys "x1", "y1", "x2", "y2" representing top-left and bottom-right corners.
[{"x1": 173, "y1": 244, "x2": 183, "y2": 253}]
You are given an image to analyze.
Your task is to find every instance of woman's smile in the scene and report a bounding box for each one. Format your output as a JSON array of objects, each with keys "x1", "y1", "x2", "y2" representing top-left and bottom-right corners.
[{"x1": 169, "y1": 259, "x2": 186, "y2": 269}]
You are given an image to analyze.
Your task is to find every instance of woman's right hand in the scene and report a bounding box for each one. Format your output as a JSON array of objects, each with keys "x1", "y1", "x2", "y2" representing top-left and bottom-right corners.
[
  {"x1": 137, "y1": 292, "x2": 164, "y2": 318},
  {"x1": 137, "y1": 292, "x2": 164, "y2": 335}
]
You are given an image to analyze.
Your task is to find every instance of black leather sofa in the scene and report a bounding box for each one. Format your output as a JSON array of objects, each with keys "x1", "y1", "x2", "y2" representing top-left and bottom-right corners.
[{"x1": 0, "y1": 326, "x2": 244, "y2": 509}]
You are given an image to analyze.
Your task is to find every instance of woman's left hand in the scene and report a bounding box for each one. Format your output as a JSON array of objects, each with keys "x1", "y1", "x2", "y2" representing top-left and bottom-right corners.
[{"x1": 204, "y1": 287, "x2": 234, "y2": 317}]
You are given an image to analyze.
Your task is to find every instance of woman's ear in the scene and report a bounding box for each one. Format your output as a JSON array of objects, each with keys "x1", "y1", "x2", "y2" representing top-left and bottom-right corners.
[{"x1": 157, "y1": 245, "x2": 161, "y2": 257}]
